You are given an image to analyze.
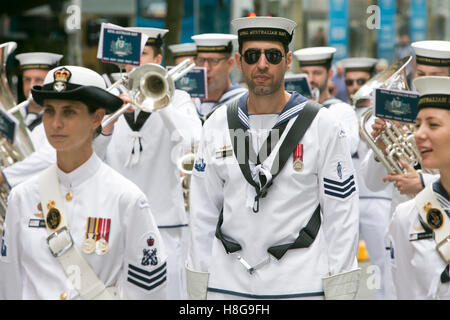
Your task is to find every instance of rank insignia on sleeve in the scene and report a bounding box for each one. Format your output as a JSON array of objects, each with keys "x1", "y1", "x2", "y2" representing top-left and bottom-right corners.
[
  {"x1": 1, "y1": 230, "x2": 6, "y2": 257},
  {"x1": 142, "y1": 236, "x2": 158, "y2": 266},
  {"x1": 194, "y1": 158, "x2": 206, "y2": 172},
  {"x1": 141, "y1": 248, "x2": 158, "y2": 266},
  {"x1": 337, "y1": 162, "x2": 343, "y2": 179},
  {"x1": 323, "y1": 174, "x2": 356, "y2": 200}
]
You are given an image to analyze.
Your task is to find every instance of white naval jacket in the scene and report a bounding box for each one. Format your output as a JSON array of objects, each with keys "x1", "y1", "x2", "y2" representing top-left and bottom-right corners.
[
  {"x1": 187, "y1": 93, "x2": 359, "y2": 299},
  {"x1": 94, "y1": 89, "x2": 202, "y2": 227},
  {"x1": 2, "y1": 123, "x2": 56, "y2": 188},
  {"x1": 387, "y1": 180, "x2": 450, "y2": 299},
  {"x1": 360, "y1": 148, "x2": 440, "y2": 215},
  {"x1": 322, "y1": 97, "x2": 359, "y2": 156},
  {"x1": 0, "y1": 153, "x2": 167, "y2": 299}
]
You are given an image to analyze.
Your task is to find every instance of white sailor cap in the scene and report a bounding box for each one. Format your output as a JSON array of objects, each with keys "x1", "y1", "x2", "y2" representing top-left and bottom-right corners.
[
  {"x1": 31, "y1": 65, "x2": 122, "y2": 114},
  {"x1": 15, "y1": 52, "x2": 63, "y2": 71},
  {"x1": 191, "y1": 33, "x2": 237, "y2": 53},
  {"x1": 168, "y1": 43, "x2": 197, "y2": 58},
  {"x1": 231, "y1": 16, "x2": 297, "y2": 47},
  {"x1": 412, "y1": 41, "x2": 450, "y2": 67},
  {"x1": 413, "y1": 76, "x2": 450, "y2": 111},
  {"x1": 340, "y1": 57, "x2": 378, "y2": 75},
  {"x1": 293, "y1": 47, "x2": 336, "y2": 68},
  {"x1": 125, "y1": 27, "x2": 169, "y2": 47}
]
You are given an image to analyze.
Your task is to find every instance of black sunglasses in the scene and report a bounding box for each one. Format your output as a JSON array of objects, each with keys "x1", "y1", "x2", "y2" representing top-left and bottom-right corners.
[
  {"x1": 243, "y1": 48, "x2": 285, "y2": 65},
  {"x1": 345, "y1": 78, "x2": 368, "y2": 86}
]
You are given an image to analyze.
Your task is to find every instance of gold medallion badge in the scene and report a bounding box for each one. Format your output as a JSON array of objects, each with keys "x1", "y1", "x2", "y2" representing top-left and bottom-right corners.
[{"x1": 46, "y1": 207, "x2": 61, "y2": 230}]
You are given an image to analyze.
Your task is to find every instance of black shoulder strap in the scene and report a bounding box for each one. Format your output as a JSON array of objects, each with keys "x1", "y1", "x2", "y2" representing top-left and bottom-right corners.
[{"x1": 227, "y1": 99, "x2": 322, "y2": 212}]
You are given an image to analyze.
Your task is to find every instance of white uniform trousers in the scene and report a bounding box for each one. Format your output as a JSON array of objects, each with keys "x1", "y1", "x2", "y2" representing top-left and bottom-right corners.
[{"x1": 160, "y1": 227, "x2": 188, "y2": 299}]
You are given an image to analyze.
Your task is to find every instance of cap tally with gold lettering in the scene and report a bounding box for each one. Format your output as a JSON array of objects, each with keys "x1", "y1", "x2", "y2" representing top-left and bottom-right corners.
[
  {"x1": 125, "y1": 27, "x2": 169, "y2": 48},
  {"x1": 340, "y1": 57, "x2": 379, "y2": 75},
  {"x1": 412, "y1": 41, "x2": 450, "y2": 67},
  {"x1": 413, "y1": 76, "x2": 450, "y2": 111},
  {"x1": 15, "y1": 52, "x2": 63, "y2": 72},
  {"x1": 168, "y1": 43, "x2": 197, "y2": 58},
  {"x1": 31, "y1": 65, "x2": 123, "y2": 114},
  {"x1": 231, "y1": 16, "x2": 297, "y2": 48},
  {"x1": 191, "y1": 33, "x2": 237, "y2": 53},
  {"x1": 294, "y1": 47, "x2": 336, "y2": 69}
]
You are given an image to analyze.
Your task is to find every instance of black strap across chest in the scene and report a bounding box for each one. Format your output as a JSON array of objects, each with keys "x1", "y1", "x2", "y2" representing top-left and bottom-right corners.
[
  {"x1": 226, "y1": 99, "x2": 322, "y2": 212},
  {"x1": 214, "y1": 98, "x2": 323, "y2": 261}
]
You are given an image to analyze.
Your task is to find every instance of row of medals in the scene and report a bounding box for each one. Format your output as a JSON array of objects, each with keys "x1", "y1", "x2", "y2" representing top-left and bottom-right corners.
[{"x1": 82, "y1": 233, "x2": 109, "y2": 256}]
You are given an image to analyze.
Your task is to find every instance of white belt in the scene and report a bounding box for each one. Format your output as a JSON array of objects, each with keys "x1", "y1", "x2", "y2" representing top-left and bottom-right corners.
[
  {"x1": 38, "y1": 165, "x2": 118, "y2": 300},
  {"x1": 415, "y1": 184, "x2": 450, "y2": 263}
]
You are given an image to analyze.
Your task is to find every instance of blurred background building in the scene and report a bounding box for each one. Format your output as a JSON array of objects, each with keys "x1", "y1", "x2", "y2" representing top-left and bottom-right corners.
[{"x1": 0, "y1": 0, "x2": 449, "y2": 97}]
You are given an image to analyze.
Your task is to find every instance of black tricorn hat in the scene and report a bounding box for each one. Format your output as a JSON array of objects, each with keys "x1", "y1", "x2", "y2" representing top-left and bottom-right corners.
[{"x1": 31, "y1": 65, "x2": 123, "y2": 114}]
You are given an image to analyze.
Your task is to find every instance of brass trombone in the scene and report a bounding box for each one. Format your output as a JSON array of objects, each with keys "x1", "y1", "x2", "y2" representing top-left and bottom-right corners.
[{"x1": 102, "y1": 59, "x2": 195, "y2": 127}]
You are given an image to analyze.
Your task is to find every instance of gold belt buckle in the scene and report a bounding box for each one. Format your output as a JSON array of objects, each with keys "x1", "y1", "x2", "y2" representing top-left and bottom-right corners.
[{"x1": 436, "y1": 235, "x2": 450, "y2": 264}]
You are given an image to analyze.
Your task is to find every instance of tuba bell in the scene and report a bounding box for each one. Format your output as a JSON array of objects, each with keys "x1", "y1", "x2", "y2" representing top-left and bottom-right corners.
[
  {"x1": 0, "y1": 42, "x2": 35, "y2": 232},
  {"x1": 357, "y1": 56, "x2": 422, "y2": 175}
]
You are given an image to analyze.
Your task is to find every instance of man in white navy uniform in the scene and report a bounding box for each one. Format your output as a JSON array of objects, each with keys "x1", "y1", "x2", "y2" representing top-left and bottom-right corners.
[
  {"x1": 186, "y1": 16, "x2": 360, "y2": 300},
  {"x1": 0, "y1": 65, "x2": 167, "y2": 299},
  {"x1": 15, "y1": 52, "x2": 63, "y2": 133},
  {"x1": 340, "y1": 56, "x2": 392, "y2": 299},
  {"x1": 293, "y1": 47, "x2": 359, "y2": 156},
  {"x1": 191, "y1": 33, "x2": 247, "y2": 122},
  {"x1": 386, "y1": 76, "x2": 450, "y2": 299},
  {"x1": 169, "y1": 43, "x2": 197, "y2": 65},
  {"x1": 94, "y1": 27, "x2": 202, "y2": 300},
  {"x1": 0, "y1": 53, "x2": 63, "y2": 189}
]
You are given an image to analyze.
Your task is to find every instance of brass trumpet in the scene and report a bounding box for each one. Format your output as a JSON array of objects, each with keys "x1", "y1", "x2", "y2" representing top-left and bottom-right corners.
[
  {"x1": 102, "y1": 59, "x2": 195, "y2": 127},
  {"x1": 357, "y1": 56, "x2": 421, "y2": 174}
]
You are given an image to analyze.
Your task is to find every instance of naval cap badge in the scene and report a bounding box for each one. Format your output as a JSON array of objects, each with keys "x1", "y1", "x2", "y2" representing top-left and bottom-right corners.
[{"x1": 53, "y1": 67, "x2": 71, "y2": 92}]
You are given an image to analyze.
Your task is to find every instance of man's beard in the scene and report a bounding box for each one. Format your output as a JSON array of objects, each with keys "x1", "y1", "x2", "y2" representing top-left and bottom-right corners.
[
  {"x1": 310, "y1": 80, "x2": 328, "y2": 95},
  {"x1": 247, "y1": 72, "x2": 284, "y2": 96}
]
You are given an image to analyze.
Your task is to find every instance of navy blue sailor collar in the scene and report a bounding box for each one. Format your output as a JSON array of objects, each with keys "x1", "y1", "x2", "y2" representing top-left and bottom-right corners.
[
  {"x1": 432, "y1": 178, "x2": 450, "y2": 218},
  {"x1": 237, "y1": 91, "x2": 308, "y2": 129},
  {"x1": 433, "y1": 178, "x2": 450, "y2": 201},
  {"x1": 217, "y1": 83, "x2": 247, "y2": 105}
]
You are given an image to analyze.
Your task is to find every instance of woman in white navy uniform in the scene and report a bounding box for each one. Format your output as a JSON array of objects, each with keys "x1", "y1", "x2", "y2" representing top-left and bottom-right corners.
[
  {"x1": 94, "y1": 27, "x2": 202, "y2": 299},
  {"x1": 387, "y1": 76, "x2": 450, "y2": 299},
  {"x1": 359, "y1": 41, "x2": 449, "y2": 299},
  {"x1": 186, "y1": 16, "x2": 360, "y2": 300},
  {"x1": 0, "y1": 66, "x2": 167, "y2": 300},
  {"x1": 360, "y1": 40, "x2": 450, "y2": 216}
]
